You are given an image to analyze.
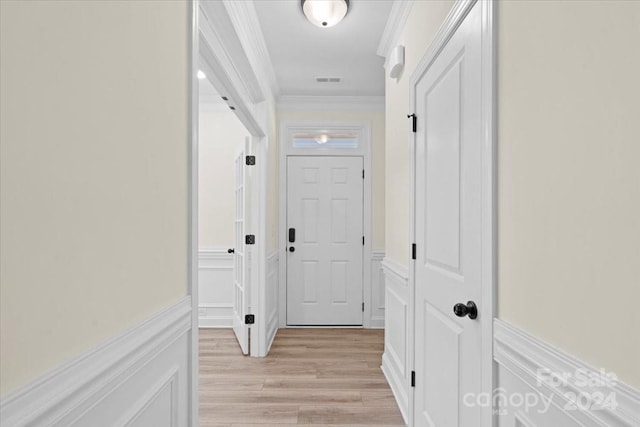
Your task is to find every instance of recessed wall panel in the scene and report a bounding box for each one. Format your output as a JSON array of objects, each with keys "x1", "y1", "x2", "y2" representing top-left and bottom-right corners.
[
  {"x1": 303, "y1": 198, "x2": 319, "y2": 243},
  {"x1": 330, "y1": 261, "x2": 348, "y2": 303},
  {"x1": 303, "y1": 261, "x2": 318, "y2": 303},
  {"x1": 331, "y1": 198, "x2": 348, "y2": 243},
  {"x1": 303, "y1": 167, "x2": 319, "y2": 184},
  {"x1": 425, "y1": 61, "x2": 462, "y2": 272},
  {"x1": 331, "y1": 167, "x2": 348, "y2": 184}
]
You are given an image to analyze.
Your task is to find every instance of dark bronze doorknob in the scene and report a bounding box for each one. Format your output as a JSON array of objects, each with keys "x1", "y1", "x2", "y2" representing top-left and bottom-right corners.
[
  {"x1": 227, "y1": 248, "x2": 235, "y2": 254},
  {"x1": 289, "y1": 246, "x2": 295, "y2": 252},
  {"x1": 453, "y1": 301, "x2": 477, "y2": 319}
]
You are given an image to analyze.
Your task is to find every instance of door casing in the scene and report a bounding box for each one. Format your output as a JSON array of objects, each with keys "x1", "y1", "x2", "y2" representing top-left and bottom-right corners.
[
  {"x1": 407, "y1": 0, "x2": 496, "y2": 426},
  {"x1": 278, "y1": 120, "x2": 375, "y2": 328}
]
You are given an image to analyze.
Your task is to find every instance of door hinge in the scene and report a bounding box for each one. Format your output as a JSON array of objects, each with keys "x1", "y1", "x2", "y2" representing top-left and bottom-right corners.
[
  {"x1": 244, "y1": 314, "x2": 255, "y2": 324},
  {"x1": 245, "y1": 234, "x2": 256, "y2": 245},
  {"x1": 362, "y1": 169, "x2": 365, "y2": 179},
  {"x1": 245, "y1": 155, "x2": 256, "y2": 166},
  {"x1": 411, "y1": 371, "x2": 416, "y2": 387},
  {"x1": 362, "y1": 302, "x2": 365, "y2": 312},
  {"x1": 412, "y1": 243, "x2": 416, "y2": 260},
  {"x1": 362, "y1": 236, "x2": 365, "y2": 246},
  {"x1": 407, "y1": 113, "x2": 417, "y2": 133}
]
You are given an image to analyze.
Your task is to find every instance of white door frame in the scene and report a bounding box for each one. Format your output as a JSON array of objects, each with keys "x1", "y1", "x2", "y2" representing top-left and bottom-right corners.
[
  {"x1": 278, "y1": 119, "x2": 374, "y2": 328},
  {"x1": 408, "y1": 1, "x2": 496, "y2": 426},
  {"x1": 190, "y1": 0, "x2": 274, "y2": 422}
]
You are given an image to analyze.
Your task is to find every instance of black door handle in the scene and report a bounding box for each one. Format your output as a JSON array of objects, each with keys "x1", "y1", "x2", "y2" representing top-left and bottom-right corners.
[
  {"x1": 289, "y1": 228, "x2": 296, "y2": 243},
  {"x1": 289, "y1": 246, "x2": 295, "y2": 253},
  {"x1": 227, "y1": 248, "x2": 235, "y2": 254},
  {"x1": 453, "y1": 301, "x2": 477, "y2": 319}
]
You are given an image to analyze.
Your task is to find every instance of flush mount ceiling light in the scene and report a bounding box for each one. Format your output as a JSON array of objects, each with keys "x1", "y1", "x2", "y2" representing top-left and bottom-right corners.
[{"x1": 301, "y1": 0, "x2": 349, "y2": 28}]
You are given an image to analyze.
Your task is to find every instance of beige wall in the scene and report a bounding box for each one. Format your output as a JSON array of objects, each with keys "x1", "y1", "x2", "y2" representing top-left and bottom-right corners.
[
  {"x1": 278, "y1": 110, "x2": 386, "y2": 250},
  {"x1": 199, "y1": 109, "x2": 248, "y2": 248},
  {"x1": 0, "y1": 0, "x2": 189, "y2": 396},
  {"x1": 386, "y1": 0, "x2": 640, "y2": 389},
  {"x1": 498, "y1": 0, "x2": 640, "y2": 389},
  {"x1": 384, "y1": 0, "x2": 455, "y2": 266}
]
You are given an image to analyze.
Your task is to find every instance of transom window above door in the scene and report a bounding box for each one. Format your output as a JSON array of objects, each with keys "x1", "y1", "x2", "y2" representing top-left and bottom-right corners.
[
  {"x1": 283, "y1": 120, "x2": 370, "y2": 156},
  {"x1": 292, "y1": 132, "x2": 359, "y2": 149}
]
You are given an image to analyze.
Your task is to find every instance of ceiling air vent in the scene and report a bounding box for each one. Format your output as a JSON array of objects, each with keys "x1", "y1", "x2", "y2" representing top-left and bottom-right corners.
[{"x1": 316, "y1": 77, "x2": 342, "y2": 83}]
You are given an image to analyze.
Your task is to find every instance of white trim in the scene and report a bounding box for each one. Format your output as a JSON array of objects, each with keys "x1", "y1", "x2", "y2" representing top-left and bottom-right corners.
[
  {"x1": 265, "y1": 250, "x2": 280, "y2": 353},
  {"x1": 407, "y1": 1, "x2": 496, "y2": 426},
  {"x1": 200, "y1": 1, "x2": 266, "y2": 105},
  {"x1": 369, "y1": 250, "x2": 386, "y2": 329},
  {"x1": 376, "y1": 0, "x2": 414, "y2": 59},
  {"x1": 277, "y1": 95, "x2": 384, "y2": 112},
  {"x1": 188, "y1": 1, "x2": 199, "y2": 424},
  {"x1": 222, "y1": 0, "x2": 279, "y2": 101},
  {"x1": 199, "y1": 248, "x2": 233, "y2": 262},
  {"x1": 252, "y1": 135, "x2": 269, "y2": 357},
  {"x1": 197, "y1": 0, "x2": 274, "y2": 360},
  {"x1": 494, "y1": 319, "x2": 640, "y2": 426},
  {"x1": 380, "y1": 259, "x2": 410, "y2": 424},
  {"x1": 0, "y1": 297, "x2": 192, "y2": 426},
  {"x1": 198, "y1": 304, "x2": 234, "y2": 328},
  {"x1": 117, "y1": 366, "x2": 180, "y2": 427},
  {"x1": 198, "y1": 2, "x2": 266, "y2": 137},
  {"x1": 278, "y1": 119, "x2": 374, "y2": 328}
]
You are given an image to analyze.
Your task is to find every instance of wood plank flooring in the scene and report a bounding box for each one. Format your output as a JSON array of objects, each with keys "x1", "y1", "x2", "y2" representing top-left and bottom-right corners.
[{"x1": 199, "y1": 328, "x2": 405, "y2": 426}]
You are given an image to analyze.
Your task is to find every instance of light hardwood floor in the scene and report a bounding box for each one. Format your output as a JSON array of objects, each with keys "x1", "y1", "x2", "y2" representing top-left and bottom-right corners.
[{"x1": 199, "y1": 328, "x2": 405, "y2": 426}]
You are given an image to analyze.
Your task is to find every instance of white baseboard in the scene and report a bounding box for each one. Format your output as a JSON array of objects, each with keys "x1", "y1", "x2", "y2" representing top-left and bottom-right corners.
[
  {"x1": 494, "y1": 319, "x2": 640, "y2": 426},
  {"x1": 0, "y1": 297, "x2": 192, "y2": 427},
  {"x1": 380, "y1": 258, "x2": 410, "y2": 424},
  {"x1": 198, "y1": 248, "x2": 234, "y2": 329},
  {"x1": 198, "y1": 303, "x2": 233, "y2": 328}
]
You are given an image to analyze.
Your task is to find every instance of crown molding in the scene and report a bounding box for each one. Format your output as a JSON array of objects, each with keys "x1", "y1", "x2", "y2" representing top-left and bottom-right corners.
[
  {"x1": 222, "y1": 0, "x2": 280, "y2": 102},
  {"x1": 277, "y1": 95, "x2": 384, "y2": 112},
  {"x1": 376, "y1": 0, "x2": 414, "y2": 59}
]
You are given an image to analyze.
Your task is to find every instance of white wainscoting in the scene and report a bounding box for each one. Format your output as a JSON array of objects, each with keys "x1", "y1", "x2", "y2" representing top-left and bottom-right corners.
[
  {"x1": 494, "y1": 319, "x2": 640, "y2": 427},
  {"x1": 198, "y1": 248, "x2": 234, "y2": 328},
  {"x1": 266, "y1": 251, "x2": 279, "y2": 353},
  {"x1": 369, "y1": 251, "x2": 386, "y2": 328},
  {"x1": 0, "y1": 297, "x2": 192, "y2": 427},
  {"x1": 380, "y1": 258, "x2": 410, "y2": 424}
]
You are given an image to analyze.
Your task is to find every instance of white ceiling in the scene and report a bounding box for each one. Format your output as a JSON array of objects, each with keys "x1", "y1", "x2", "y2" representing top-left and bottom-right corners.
[{"x1": 253, "y1": 0, "x2": 393, "y2": 97}]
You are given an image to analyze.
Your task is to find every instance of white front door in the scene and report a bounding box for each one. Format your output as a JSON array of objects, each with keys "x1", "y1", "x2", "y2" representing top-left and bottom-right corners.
[
  {"x1": 232, "y1": 139, "x2": 251, "y2": 354},
  {"x1": 286, "y1": 156, "x2": 364, "y2": 325},
  {"x1": 414, "y1": 3, "x2": 485, "y2": 426}
]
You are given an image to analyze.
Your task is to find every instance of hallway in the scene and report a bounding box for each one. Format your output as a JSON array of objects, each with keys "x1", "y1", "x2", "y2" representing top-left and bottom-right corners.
[{"x1": 199, "y1": 329, "x2": 405, "y2": 426}]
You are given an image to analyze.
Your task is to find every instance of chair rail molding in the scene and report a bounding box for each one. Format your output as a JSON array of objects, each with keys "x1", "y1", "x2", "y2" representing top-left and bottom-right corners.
[
  {"x1": 494, "y1": 319, "x2": 640, "y2": 427},
  {"x1": 0, "y1": 297, "x2": 192, "y2": 427}
]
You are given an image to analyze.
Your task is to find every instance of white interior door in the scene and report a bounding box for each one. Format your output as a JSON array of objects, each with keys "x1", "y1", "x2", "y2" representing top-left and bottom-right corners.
[
  {"x1": 413, "y1": 3, "x2": 484, "y2": 426},
  {"x1": 287, "y1": 156, "x2": 363, "y2": 325},
  {"x1": 232, "y1": 139, "x2": 250, "y2": 354}
]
